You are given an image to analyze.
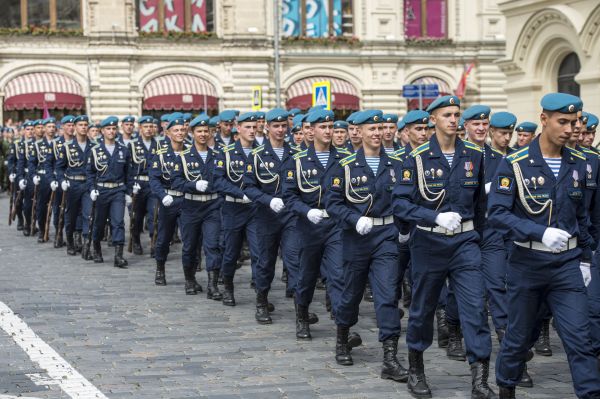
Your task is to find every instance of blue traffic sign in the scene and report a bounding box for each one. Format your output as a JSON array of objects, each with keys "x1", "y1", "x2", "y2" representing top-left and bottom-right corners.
[{"x1": 402, "y1": 84, "x2": 439, "y2": 99}]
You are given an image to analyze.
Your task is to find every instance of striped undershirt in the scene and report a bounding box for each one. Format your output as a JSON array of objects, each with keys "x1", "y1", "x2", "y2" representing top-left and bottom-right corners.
[
  {"x1": 384, "y1": 147, "x2": 395, "y2": 155},
  {"x1": 443, "y1": 152, "x2": 454, "y2": 168},
  {"x1": 365, "y1": 156, "x2": 380, "y2": 175},
  {"x1": 198, "y1": 151, "x2": 207, "y2": 162},
  {"x1": 315, "y1": 151, "x2": 329, "y2": 168},
  {"x1": 544, "y1": 157, "x2": 561, "y2": 178},
  {"x1": 272, "y1": 147, "x2": 285, "y2": 160},
  {"x1": 242, "y1": 147, "x2": 252, "y2": 157}
]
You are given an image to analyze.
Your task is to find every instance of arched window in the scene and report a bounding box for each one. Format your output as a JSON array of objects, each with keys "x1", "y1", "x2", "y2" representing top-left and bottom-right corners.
[{"x1": 557, "y1": 52, "x2": 581, "y2": 96}]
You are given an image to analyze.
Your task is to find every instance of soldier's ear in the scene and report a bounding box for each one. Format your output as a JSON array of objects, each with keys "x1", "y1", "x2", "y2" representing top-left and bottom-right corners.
[{"x1": 540, "y1": 112, "x2": 548, "y2": 128}]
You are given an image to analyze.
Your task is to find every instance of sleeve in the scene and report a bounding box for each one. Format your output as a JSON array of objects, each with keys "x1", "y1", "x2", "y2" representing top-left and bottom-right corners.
[
  {"x1": 85, "y1": 149, "x2": 97, "y2": 192},
  {"x1": 27, "y1": 145, "x2": 37, "y2": 179},
  {"x1": 242, "y1": 153, "x2": 274, "y2": 207},
  {"x1": 213, "y1": 151, "x2": 245, "y2": 199},
  {"x1": 149, "y1": 154, "x2": 167, "y2": 201},
  {"x1": 55, "y1": 144, "x2": 66, "y2": 183},
  {"x1": 16, "y1": 145, "x2": 26, "y2": 181},
  {"x1": 323, "y1": 162, "x2": 360, "y2": 230},
  {"x1": 171, "y1": 156, "x2": 188, "y2": 194},
  {"x1": 124, "y1": 147, "x2": 133, "y2": 195},
  {"x1": 487, "y1": 158, "x2": 547, "y2": 242},
  {"x1": 282, "y1": 158, "x2": 312, "y2": 217},
  {"x1": 473, "y1": 153, "x2": 487, "y2": 234}
]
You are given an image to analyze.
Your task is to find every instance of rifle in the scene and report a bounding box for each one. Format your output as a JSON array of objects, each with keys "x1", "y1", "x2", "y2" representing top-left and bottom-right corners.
[
  {"x1": 10, "y1": 189, "x2": 22, "y2": 223},
  {"x1": 150, "y1": 202, "x2": 159, "y2": 252},
  {"x1": 86, "y1": 200, "x2": 97, "y2": 254},
  {"x1": 55, "y1": 190, "x2": 67, "y2": 246},
  {"x1": 127, "y1": 193, "x2": 137, "y2": 253},
  {"x1": 30, "y1": 184, "x2": 39, "y2": 236},
  {"x1": 44, "y1": 190, "x2": 55, "y2": 242},
  {"x1": 8, "y1": 182, "x2": 14, "y2": 226}
]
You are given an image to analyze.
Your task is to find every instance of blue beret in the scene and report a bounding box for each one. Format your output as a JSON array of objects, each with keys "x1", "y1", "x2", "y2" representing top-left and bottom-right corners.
[
  {"x1": 266, "y1": 108, "x2": 289, "y2": 123},
  {"x1": 23, "y1": 121, "x2": 34, "y2": 128},
  {"x1": 43, "y1": 117, "x2": 56, "y2": 125},
  {"x1": 190, "y1": 114, "x2": 210, "y2": 128},
  {"x1": 346, "y1": 111, "x2": 360, "y2": 125},
  {"x1": 138, "y1": 115, "x2": 154, "y2": 125},
  {"x1": 403, "y1": 110, "x2": 430, "y2": 125},
  {"x1": 308, "y1": 106, "x2": 324, "y2": 113},
  {"x1": 219, "y1": 110, "x2": 237, "y2": 123},
  {"x1": 91, "y1": 123, "x2": 101, "y2": 129},
  {"x1": 515, "y1": 122, "x2": 537, "y2": 134},
  {"x1": 233, "y1": 110, "x2": 240, "y2": 116},
  {"x1": 231, "y1": 127, "x2": 239, "y2": 135},
  {"x1": 306, "y1": 109, "x2": 335, "y2": 124},
  {"x1": 61, "y1": 115, "x2": 75, "y2": 124},
  {"x1": 490, "y1": 112, "x2": 517, "y2": 129},
  {"x1": 73, "y1": 115, "x2": 89, "y2": 123},
  {"x1": 353, "y1": 110, "x2": 384, "y2": 125},
  {"x1": 33, "y1": 119, "x2": 44, "y2": 126},
  {"x1": 167, "y1": 115, "x2": 185, "y2": 129},
  {"x1": 427, "y1": 121, "x2": 435, "y2": 129},
  {"x1": 382, "y1": 114, "x2": 398, "y2": 123},
  {"x1": 255, "y1": 111, "x2": 266, "y2": 120},
  {"x1": 153, "y1": 118, "x2": 160, "y2": 126},
  {"x1": 237, "y1": 112, "x2": 257, "y2": 123},
  {"x1": 457, "y1": 117, "x2": 465, "y2": 131},
  {"x1": 541, "y1": 93, "x2": 582, "y2": 114},
  {"x1": 292, "y1": 114, "x2": 305, "y2": 130},
  {"x1": 462, "y1": 105, "x2": 491, "y2": 121},
  {"x1": 209, "y1": 116, "x2": 219, "y2": 127},
  {"x1": 397, "y1": 120, "x2": 406, "y2": 130},
  {"x1": 160, "y1": 113, "x2": 171, "y2": 122},
  {"x1": 288, "y1": 108, "x2": 301, "y2": 117},
  {"x1": 121, "y1": 115, "x2": 135, "y2": 123},
  {"x1": 333, "y1": 120, "x2": 349, "y2": 130},
  {"x1": 426, "y1": 95, "x2": 460, "y2": 113},
  {"x1": 182, "y1": 113, "x2": 192, "y2": 123},
  {"x1": 170, "y1": 112, "x2": 184, "y2": 120},
  {"x1": 586, "y1": 113, "x2": 599, "y2": 131},
  {"x1": 100, "y1": 116, "x2": 119, "y2": 128}
]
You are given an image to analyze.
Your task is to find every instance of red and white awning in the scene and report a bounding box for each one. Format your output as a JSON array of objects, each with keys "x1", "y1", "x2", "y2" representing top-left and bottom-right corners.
[
  {"x1": 4, "y1": 72, "x2": 85, "y2": 110},
  {"x1": 143, "y1": 74, "x2": 218, "y2": 111},
  {"x1": 286, "y1": 76, "x2": 359, "y2": 110}
]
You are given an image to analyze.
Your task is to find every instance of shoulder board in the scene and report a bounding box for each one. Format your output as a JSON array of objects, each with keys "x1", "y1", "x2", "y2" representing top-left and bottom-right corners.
[
  {"x1": 410, "y1": 142, "x2": 430, "y2": 157},
  {"x1": 579, "y1": 147, "x2": 598, "y2": 160},
  {"x1": 463, "y1": 140, "x2": 483, "y2": 152},
  {"x1": 251, "y1": 145, "x2": 265, "y2": 155},
  {"x1": 156, "y1": 148, "x2": 167, "y2": 155},
  {"x1": 293, "y1": 149, "x2": 308, "y2": 160},
  {"x1": 490, "y1": 146, "x2": 504, "y2": 156},
  {"x1": 506, "y1": 146, "x2": 529, "y2": 164},
  {"x1": 336, "y1": 147, "x2": 351, "y2": 155},
  {"x1": 339, "y1": 153, "x2": 357, "y2": 167},
  {"x1": 182, "y1": 148, "x2": 191, "y2": 155},
  {"x1": 568, "y1": 147, "x2": 586, "y2": 161},
  {"x1": 65, "y1": 140, "x2": 73, "y2": 145},
  {"x1": 222, "y1": 143, "x2": 235, "y2": 152},
  {"x1": 290, "y1": 145, "x2": 302, "y2": 152},
  {"x1": 211, "y1": 149, "x2": 220, "y2": 156},
  {"x1": 388, "y1": 155, "x2": 402, "y2": 162}
]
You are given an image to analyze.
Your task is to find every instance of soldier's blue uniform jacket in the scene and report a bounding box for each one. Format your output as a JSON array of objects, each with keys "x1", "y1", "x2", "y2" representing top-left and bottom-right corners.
[
  {"x1": 55, "y1": 138, "x2": 95, "y2": 183},
  {"x1": 149, "y1": 146, "x2": 184, "y2": 200},
  {"x1": 28, "y1": 138, "x2": 54, "y2": 178},
  {"x1": 214, "y1": 140, "x2": 258, "y2": 200},
  {"x1": 16, "y1": 139, "x2": 33, "y2": 182},
  {"x1": 483, "y1": 145, "x2": 507, "y2": 183},
  {"x1": 86, "y1": 142, "x2": 132, "y2": 194},
  {"x1": 129, "y1": 136, "x2": 168, "y2": 179},
  {"x1": 172, "y1": 145, "x2": 221, "y2": 196}
]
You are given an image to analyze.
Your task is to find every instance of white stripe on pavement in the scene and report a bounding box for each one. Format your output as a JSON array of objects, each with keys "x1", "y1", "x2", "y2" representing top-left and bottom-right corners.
[{"x1": 0, "y1": 301, "x2": 109, "y2": 399}]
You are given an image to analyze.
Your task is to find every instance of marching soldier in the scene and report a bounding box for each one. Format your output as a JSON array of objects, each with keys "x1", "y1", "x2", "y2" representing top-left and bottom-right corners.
[
  {"x1": 215, "y1": 110, "x2": 236, "y2": 147},
  {"x1": 325, "y1": 110, "x2": 408, "y2": 381},
  {"x1": 346, "y1": 113, "x2": 362, "y2": 153},
  {"x1": 254, "y1": 111, "x2": 267, "y2": 145},
  {"x1": 489, "y1": 93, "x2": 600, "y2": 399},
  {"x1": 16, "y1": 121, "x2": 35, "y2": 235},
  {"x1": 171, "y1": 114, "x2": 222, "y2": 296},
  {"x1": 332, "y1": 120, "x2": 348, "y2": 149},
  {"x1": 7, "y1": 125, "x2": 26, "y2": 230},
  {"x1": 119, "y1": 116, "x2": 135, "y2": 146},
  {"x1": 86, "y1": 116, "x2": 132, "y2": 268},
  {"x1": 393, "y1": 95, "x2": 495, "y2": 398},
  {"x1": 382, "y1": 114, "x2": 400, "y2": 154},
  {"x1": 514, "y1": 122, "x2": 537, "y2": 150},
  {"x1": 579, "y1": 112, "x2": 598, "y2": 153}
]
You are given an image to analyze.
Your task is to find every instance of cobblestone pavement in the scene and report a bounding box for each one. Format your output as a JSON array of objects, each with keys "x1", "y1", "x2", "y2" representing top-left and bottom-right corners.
[{"x1": 0, "y1": 194, "x2": 579, "y2": 398}]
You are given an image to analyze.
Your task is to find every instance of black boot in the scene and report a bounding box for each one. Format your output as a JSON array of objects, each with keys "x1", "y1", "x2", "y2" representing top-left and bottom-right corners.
[
  {"x1": 93, "y1": 241, "x2": 103, "y2": 263},
  {"x1": 470, "y1": 359, "x2": 497, "y2": 399},
  {"x1": 534, "y1": 319, "x2": 552, "y2": 356},
  {"x1": 54, "y1": 231, "x2": 64, "y2": 248},
  {"x1": 185, "y1": 280, "x2": 197, "y2": 295},
  {"x1": 496, "y1": 328, "x2": 505, "y2": 344},
  {"x1": 403, "y1": 277, "x2": 412, "y2": 308},
  {"x1": 381, "y1": 337, "x2": 409, "y2": 382},
  {"x1": 407, "y1": 349, "x2": 431, "y2": 398},
  {"x1": 316, "y1": 277, "x2": 325, "y2": 290},
  {"x1": 281, "y1": 268, "x2": 288, "y2": 282},
  {"x1": 114, "y1": 245, "x2": 128, "y2": 268},
  {"x1": 66, "y1": 233, "x2": 77, "y2": 255},
  {"x1": 74, "y1": 232, "x2": 82, "y2": 253},
  {"x1": 363, "y1": 282, "x2": 374, "y2": 302},
  {"x1": 295, "y1": 304, "x2": 311, "y2": 339},
  {"x1": 436, "y1": 306, "x2": 449, "y2": 348},
  {"x1": 335, "y1": 325, "x2": 353, "y2": 366},
  {"x1": 222, "y1": 275, "x2": 236, "y2": 306},
  {"x1": 447, "y1": 323, "x2": 466, "y2": 361},
  {"x1": 308, "y1": 312, "x2": 319, "y2": 325},
  {"x1": 255, "y1": 291, "x2": 272, "y2": 324},
  {"x1": 325, "y1": 291, "x2": 332, "y2": 312},
  {"x1": 37, "y1": 230, "x2": 44, "y2": 243},
  {"x1": 82, "y1": 241, "x2": 93, "y2": 261},
  {"x1": 23, "y1": 225, "x2": 30, "y2": 236},
  {"x1": 348, "y1": 332, "x2": 362, "y2": 349},
  {"x1": 17, "y1": 217, "x2": 23, "y2": 231},
  {"x1": 206, "y1": 270, "x2": 222, "y2": 300},
  {"x1": 155, "y1": 261, "x2": 166, "y2": 285},
  {"x1": 193, "y1": 278, "x2": 203, "y2": 293},
  {"x1": 518, "y1": 363, "x2": 533, "y2": 388},
  {"x1": 498, "y1": 386, "x2": 515, "y2": 399},
  {"x1": 132, "y1": 234, "x2": 143, "y2": 255}
]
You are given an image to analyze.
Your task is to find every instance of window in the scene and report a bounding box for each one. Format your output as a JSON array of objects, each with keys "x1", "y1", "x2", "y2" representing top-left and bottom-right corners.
[
  {"x1": 282, "y1": 0, "x2": 354, "y2": 38},
  {"x1": 137, "y1": 0, "x2": 215, "y2": 33},
  {"x1": 0, "y1": 0, "x2": 81, "y2": 29},
  {"x1": 557, "y1": 52, "x2": 581, "y2": 97},
  {"x1": 404, "y1": 0, "x2": 447, "y2": 38}
]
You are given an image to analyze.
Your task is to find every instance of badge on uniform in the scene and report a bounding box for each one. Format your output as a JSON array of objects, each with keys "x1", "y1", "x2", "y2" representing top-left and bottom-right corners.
[
  {"x1": 247, "y1": 164, "x2": 253, "y2": 172},
  {"x1": 401, "y1": 168, "x2": 413, "y2": 184},
  {"x1": 573, "y1": 170, "x2": 579, "y2": 187},
  {"x1": 217, "y1": 160, "x2": 224, "y2": 168},
  {"x1": 331, "y1": 176, "x2": 342, "y2": 189},
  {"x1": 497, "y1": 176, "x2": 513, "y2": 192},
  {"x1": 587, "y1": 164, "x2": 593, "y2": 179},
  {"x1": 286, "y1": 170, "x2": 294, "y2": 180},
  {"x1": 464, "y1": 161, "x2": 473, "y2": 177}
]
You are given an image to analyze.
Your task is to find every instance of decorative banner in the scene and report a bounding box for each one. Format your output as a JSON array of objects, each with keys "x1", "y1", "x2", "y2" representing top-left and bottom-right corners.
[
  {"x1": 251, "y1": 86, "x2": 262, "y2": 111},
  {"x1": 190, "y1": 0, "x2": 207, "y2": 32},
  {"x1": 306, "y1": 0, "x2": 328, "y2": 38},
  {"x1": 404, "y1": 0, "x2": 422, "y2": 38},
  {"x1": 426, "y1": 0, "x2": 446, "y2": 38},
  {"x1": 164, "y1": 0, "x2": 184, "y2": 32},
  {"x1": 312, "y1": 80, "x2": 331, "y2": 111},
  {"x1": 332, "y1": 0, "x2": 342, "y2": 36},
  {"x1": 139, "y1": 0, "x2": 159, "y2": 32},
  {"x1": 282, "y1": 0, "x2": 300, "y2": 37}
]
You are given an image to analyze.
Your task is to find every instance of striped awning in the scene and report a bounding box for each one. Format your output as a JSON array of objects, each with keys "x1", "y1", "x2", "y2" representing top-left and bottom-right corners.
[
  {"x1": 4, "y1": 72, "x2": 84, "y2": 111},
  {"x1": 143, "y1": 74, "x2": 218, "y2": 111},
  {"x1": 286, "y1": 76, "x2": 359, "y2": 110}
]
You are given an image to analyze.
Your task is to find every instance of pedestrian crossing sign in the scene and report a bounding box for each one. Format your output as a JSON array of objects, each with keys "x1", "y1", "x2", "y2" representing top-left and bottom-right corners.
[
  {"x1": 251, "y1": 86, "x2": 262, "y2": 111},
  {"x1": 312, "y1": 80, "x2": 331, "y2": 110}
]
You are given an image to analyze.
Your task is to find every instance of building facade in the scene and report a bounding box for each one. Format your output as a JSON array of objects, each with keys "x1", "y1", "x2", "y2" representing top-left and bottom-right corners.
[{"x1": 0, "y1": 0, "x2": 508, "y2": 123}]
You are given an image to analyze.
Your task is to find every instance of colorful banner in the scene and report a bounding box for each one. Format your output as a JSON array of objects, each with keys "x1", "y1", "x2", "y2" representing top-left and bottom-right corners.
[
  {"x1": 404, "y1": 0, "x2": 422, "y2": 38},
  {"x1": 164, "y1": 0, "x2": 184, "y2": 32},
  {"x1": 306, "y1": 0, "x2": 327, "y2": 38},
  {"x1": 426, "y1": 0, "x2": 446, "y2": 38},
  {"x1": 282, "y1": 0, "x2": 300, "y2": 37},
  {"x1": 139, "y1": 0, "x2": 159, "y2": 33},
  {"x1": 190, "y1": 0, "x2": 207, "y2": 32}
]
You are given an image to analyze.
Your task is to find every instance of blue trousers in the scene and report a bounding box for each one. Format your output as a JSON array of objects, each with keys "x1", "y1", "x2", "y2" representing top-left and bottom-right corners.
[
  {"x1": 408, "y1": 229, "x2": 491, "y2": 363},
  {"x1": 590, "y1": 253, "x2": 600, "y2": 356},
  {"x1": 64, "y1": 181, "x2": 92, "y2": 237},
  {"x1": 398, "y1": 240, "x2": 411, "y2": 298},
  {"x1": 295, "y1": 217, "x2": 343, "y2": 312},
  {"x1": 181, "y1": 198, "x2": 222, "y2": 275},
  {"x1": 34, "y1": 177, "x2": 51, "y2": 233},
  {"x1": 52, "y1": 186, "x2": 63, "y2": 230},
  {"x1": 254, "y1": 209, "x2": 299, "y2": 293},
  {"x1": 336, "y1": 225, "x2": 401, "y2": 341},
  {"x1": 23, "y1": 180, "x2": 33, "y2": 228},
  {"x1": 132, "y1": 182, "x2": 156, "y2": 239},
  {"x1": 92, "y1": 188, "x2": 125, "y2": 245},
  {"x1": 154, "y1": 196, "x2": 182, "y2": 263},
  {"x1": 220, "y1": 202, "x2": 259, "y2": 279},
  {"x1": 480, "y1": 228, "x2": 509, "y2": 331},
  {"x1": 496, "y1": 247, "x2": 600, "y2": 398}
]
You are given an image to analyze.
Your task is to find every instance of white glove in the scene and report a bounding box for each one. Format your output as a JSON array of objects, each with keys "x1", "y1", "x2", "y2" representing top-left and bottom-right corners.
[
  {"x1": 125, "y1": 195, "x2": 132, "y2": 205},
  {"x1": 435, "y1": 212, "x2": 462, "y2": 231},
  {"x1": 541, "y1": 227, "x2": 571, "y2": 252},
  {"x1": 485, "y1": 182, "x2": 491, "y2": 195},
  {"x1": 195, "y1": 180, "x2": 209, "y2": 192},
  {"x1": 61, "y1": 180, "x2": 70, "y2": 191},
  {"x1": 398, "y1": 232, "x2": 410, "y2": 243},
  {"x1": 32, "y1": 175, "x2": 41, "y2": 185},
  {"x1": 90, "y1": 190, "x2": 99, "y2": 202},
  {"x1": 132, "y1": 183, "x2": 141, "y2": 195},
  {"x1": 8, "y1": 173, "x2": 16, "y2": 183},
  {"x1": 580, "y1": 262, "x2": 592, "y2": 287},
  {"x1": 18, "y1": 179, "x2": 26, "y2": 190},
  {"x1": 242, "y1": 195, "x2": 251, "y2": 203},
  {"x1": 356, "y1": 216, "x2": 373, "y2": 235},
  {"x1": 270, "y1": 197, "x2": 285, "y2": 213},
  {"x1": 50, "y1": 181, "x2": 58, "y2": 191},
  {"x1": 162, "y1": 195, "x2": 174, "y2": 207},
  {"x1": 307, "y1": 209, "x2": 324, "y2": 224}
]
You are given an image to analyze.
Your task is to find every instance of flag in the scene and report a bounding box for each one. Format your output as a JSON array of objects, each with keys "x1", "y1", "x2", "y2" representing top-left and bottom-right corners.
[
  {"x1": 42, "y1": 101, "x2": 50, "y2": 119},
  {"x1": 455, "y1": 62, "x2": 475, "y2": 99}
]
